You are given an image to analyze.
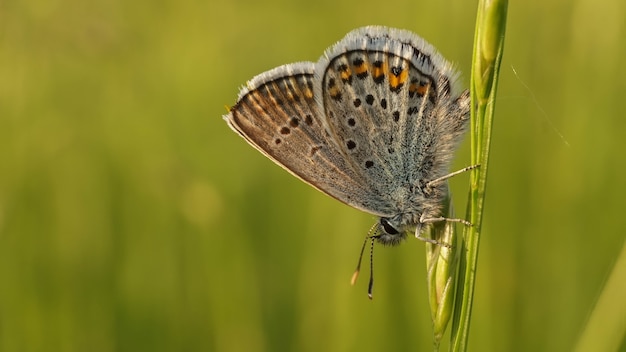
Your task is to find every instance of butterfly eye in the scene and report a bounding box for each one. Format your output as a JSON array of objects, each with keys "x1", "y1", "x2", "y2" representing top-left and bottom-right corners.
[{"x1": 380, "y1": 218, "x2": 399, "y2": 235}]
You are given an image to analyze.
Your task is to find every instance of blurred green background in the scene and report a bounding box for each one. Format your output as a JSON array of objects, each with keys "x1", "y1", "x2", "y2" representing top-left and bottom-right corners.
[{"x1": 1, "y1": 0, "x2": 625, "y2": 351}]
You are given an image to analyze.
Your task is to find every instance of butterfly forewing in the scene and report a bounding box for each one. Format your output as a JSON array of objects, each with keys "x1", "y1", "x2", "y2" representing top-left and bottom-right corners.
[{"x1": 225, "y1": 62, "x2": 391, "y2": 216}]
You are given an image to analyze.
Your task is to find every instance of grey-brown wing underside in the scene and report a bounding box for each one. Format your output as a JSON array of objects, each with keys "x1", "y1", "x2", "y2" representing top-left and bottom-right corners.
[
  {"x1": 314, "y1": 27, "x2": 470, "y2": 213},
  {"x1": 224, "y1": 62, "x2": 391, "y2": 216}
]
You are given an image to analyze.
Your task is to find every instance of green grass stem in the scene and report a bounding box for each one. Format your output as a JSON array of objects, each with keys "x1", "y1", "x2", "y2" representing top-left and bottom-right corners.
[{"x1": 449, "y1": 0, "x2": 508, "y2": 351}]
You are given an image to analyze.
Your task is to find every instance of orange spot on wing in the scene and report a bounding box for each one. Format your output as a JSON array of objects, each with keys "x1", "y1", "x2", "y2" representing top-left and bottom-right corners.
[
  {"x1": 417, "y1": 82, "x2": 429, "y2": 96},
  {"x1": 340, "y1": 67, "x2": 352, "y2": 81},
  {"x1": 410, "y1": 81, "x2": 430, "y2": 97},
  {"x1": 389, "y1": 68, "x2": 408, "y2": 89},
  {"x1": 353, "y1": 60, "x2": 367, "y2": 75},
  {"x1": 328, "y1": 86, "x2": 341, "y2": 100},
  {"x1": 372, "y1": 61, "x2": 387, "y2": 81}
]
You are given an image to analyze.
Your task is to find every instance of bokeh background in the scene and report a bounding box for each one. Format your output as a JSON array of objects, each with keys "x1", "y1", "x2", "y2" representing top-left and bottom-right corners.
[{"x1": 1, "y1": 0, "x2": 625, "y2": 351}]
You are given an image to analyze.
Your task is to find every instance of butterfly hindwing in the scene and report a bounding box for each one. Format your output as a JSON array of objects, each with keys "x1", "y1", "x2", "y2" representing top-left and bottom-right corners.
[{"x1": 315, "y1": 27, "x2": 470, "y2": 214}]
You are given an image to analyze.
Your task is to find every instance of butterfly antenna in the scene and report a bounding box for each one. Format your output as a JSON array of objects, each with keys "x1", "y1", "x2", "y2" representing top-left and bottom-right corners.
[
  {"x1": 351, "y1": 236, "x2": 369, "y2": 286},
  {"x1": 351, "y1": 223, "x2": 378, "y2": 286},
  {"x1": 367, "y1": 236, "x2": 376, "y2": 300}
]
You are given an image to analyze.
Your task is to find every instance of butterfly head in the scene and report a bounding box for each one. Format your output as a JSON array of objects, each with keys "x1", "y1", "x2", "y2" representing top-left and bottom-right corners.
[{"x1": 373, "y1": 217, "x2": 409, "y2": 246}]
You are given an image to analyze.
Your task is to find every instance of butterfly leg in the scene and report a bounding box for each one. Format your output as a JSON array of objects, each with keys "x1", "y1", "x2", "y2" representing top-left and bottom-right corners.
[
  {"x1": 419, "y1": 216, "x2": 472, "y2": 227},
  {"x1": 414, "y1": 216, "x2": 473, "y2": 247},
  {"x1": 425, "y1": 164, "x2": 480, "y2": 188}
]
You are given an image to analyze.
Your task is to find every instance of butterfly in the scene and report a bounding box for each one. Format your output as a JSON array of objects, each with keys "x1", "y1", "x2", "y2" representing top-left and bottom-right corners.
[{"x1": 224, "y1": 26, "x2": 475, "y2": 297}]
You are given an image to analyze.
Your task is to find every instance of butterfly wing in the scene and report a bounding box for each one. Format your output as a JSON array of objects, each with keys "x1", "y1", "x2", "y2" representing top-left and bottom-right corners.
[
  {"x1": 314, "y1": 26, "x2": 470, "y2": 215},
  {"x1": 225, "y1": 62, "x2": 391, "y2": 216}
]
